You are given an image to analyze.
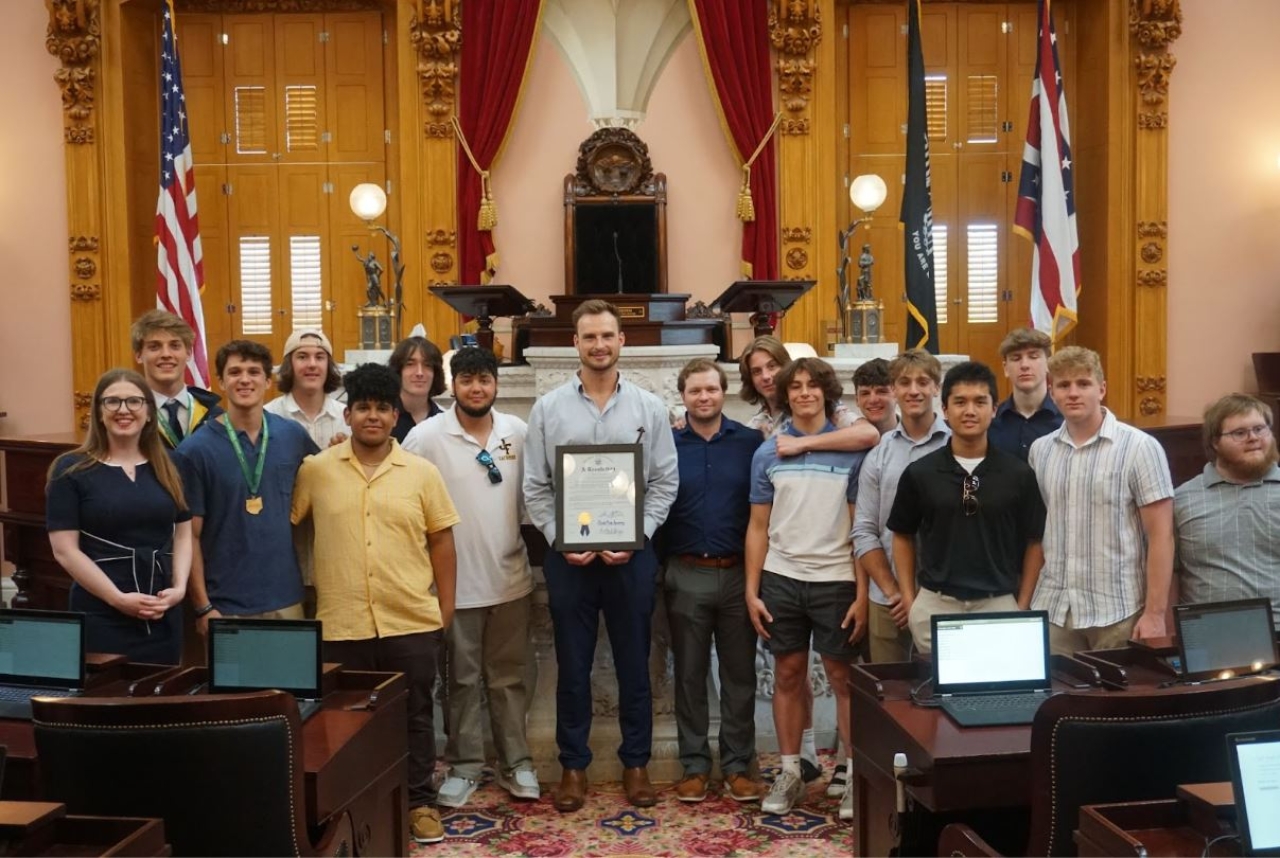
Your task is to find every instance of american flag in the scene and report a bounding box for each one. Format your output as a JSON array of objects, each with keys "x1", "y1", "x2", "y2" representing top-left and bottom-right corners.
[
  {"x1": 1014, "y1": 0, "x2": 1079, "y2": 343},
  {"x1": 154, "y1": 0, "x2": 210, "y2": 388}
]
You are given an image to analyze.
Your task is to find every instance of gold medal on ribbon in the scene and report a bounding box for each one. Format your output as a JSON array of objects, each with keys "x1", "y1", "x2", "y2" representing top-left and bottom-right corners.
[{"x1": 245, "y1": 496, "x2": 264, "y2": 515}]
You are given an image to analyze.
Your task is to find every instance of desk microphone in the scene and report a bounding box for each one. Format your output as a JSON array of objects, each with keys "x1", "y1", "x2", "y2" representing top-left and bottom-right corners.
[
  {"x1": 613, "y1": 231, "x2": 624, "y2": 293},
  {"x1": 893, "y1": 751, "x2": 908, "y2": 814}
]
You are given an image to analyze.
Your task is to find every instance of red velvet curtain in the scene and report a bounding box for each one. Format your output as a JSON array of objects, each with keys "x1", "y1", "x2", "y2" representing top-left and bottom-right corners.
[
  {"x1": 689, "y1": 0, "x2": 779, "y2": 280},
  {"x1": 457, "y1": 1, "x2": 542, "y2": 284}
]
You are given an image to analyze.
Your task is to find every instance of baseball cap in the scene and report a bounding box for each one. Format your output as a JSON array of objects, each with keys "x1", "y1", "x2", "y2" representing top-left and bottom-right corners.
[{"x1": 283, "y1": 328, "x2": 333, "y2": 358}]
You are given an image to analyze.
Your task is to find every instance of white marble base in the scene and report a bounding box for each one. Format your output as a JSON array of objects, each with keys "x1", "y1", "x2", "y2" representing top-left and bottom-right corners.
[
  {"x1": 343, "y1": 348, "x2": 393, "y2": 366},
  {"x1": 833, "y1": 342, "x2": 899, "y2": 360}
]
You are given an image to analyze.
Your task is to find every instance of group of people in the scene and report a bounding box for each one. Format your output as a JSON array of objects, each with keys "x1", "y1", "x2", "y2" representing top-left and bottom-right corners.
[{"x1": 43, "y1": 301, "x2": 1280, "y2": 840}]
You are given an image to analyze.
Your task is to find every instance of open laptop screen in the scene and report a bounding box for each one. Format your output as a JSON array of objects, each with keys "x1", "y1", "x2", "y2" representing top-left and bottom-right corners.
[
  {"x1": 0, "y1": 609, "x2": 85, "y2": 689},
  {"x1": 1175, "y1": 599, "x2": 1278, "y2": 681},
  {"x1": 933, "y1": 611, "x2": 1051, "y2": 695},
  {"x1": 1227, "y1": 730, "x2": 1280, "y2": 856},
  {"x1": 207, "y1": 618, "x2": 322, "y2": 698}
]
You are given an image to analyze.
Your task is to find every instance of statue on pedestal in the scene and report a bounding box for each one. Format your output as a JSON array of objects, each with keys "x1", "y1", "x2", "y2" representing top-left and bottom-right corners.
[
  {"x1": 856, "y1": 244, "x2": 875, "y2": 302},
  {"x1": 352, "y1": 245, "x2": 385, "y2": 307}
]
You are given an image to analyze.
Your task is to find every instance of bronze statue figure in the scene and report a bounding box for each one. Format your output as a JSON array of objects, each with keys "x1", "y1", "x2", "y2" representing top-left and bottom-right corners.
[{"x1": 352, "y1": 245, "x2": 385, "y2": 307}]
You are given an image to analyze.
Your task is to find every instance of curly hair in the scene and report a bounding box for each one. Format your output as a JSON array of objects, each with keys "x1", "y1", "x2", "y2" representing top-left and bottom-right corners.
[{"x1": 777, "y1": 357, "x2": 843, "y2": 421}]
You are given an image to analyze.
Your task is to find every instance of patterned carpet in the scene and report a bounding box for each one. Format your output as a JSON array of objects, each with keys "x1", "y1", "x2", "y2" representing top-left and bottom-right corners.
[{"x1": 415, "y1": 752, "x2": 852, "y2": 857}]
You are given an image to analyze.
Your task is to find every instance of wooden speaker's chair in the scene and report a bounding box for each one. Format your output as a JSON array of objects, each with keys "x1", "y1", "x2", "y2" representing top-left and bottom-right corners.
[
  {"x1": 33, "y1": 690, "x2": 353, "y2": 857},
  {"x1": 938, "y1": 678, "x2": 1280, "y2": 857}
]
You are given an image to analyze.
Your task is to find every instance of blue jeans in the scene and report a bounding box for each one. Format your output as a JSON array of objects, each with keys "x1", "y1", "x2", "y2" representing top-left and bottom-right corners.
[{"x1": 543, "y1": 545, "x2": 658, "y2": 770}]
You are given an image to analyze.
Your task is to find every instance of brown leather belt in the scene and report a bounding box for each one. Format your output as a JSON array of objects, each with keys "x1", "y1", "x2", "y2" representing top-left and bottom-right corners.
[{"x1": 677, "y1": 554, "x2": 743, "y2": 569}]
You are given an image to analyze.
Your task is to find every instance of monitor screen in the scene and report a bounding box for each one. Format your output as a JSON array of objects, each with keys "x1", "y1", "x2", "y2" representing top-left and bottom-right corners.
[
  {"x1": 0, "y1": 610, "x2": 84, "y2": 687},
  {"x1": 1176, "y1": 599, "x2": 1277, "y2": 680},
  {"x1": 1229, "y1": 730, "x2": 1280, "y2": 856},
  {"x1": 208, "y1": 619, "x2": 321, "y2": 697},
  {"x1": 933, "y1": 612, "x2": 1051, "y2": 693}
]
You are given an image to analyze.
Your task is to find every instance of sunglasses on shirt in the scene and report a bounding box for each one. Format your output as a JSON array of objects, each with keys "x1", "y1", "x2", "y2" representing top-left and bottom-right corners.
[
  {"x1": 962, "y1": 474, "x2": 980, "y2": 517},
  {"x1": 476, "y1": 449, "x2": 503, "y2": 484}
]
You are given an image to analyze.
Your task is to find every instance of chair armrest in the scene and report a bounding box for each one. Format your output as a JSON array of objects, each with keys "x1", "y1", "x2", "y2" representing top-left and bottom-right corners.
[
  {"x1": 938, "y1": 823, "x2": 1003, "y2": 857},
  {"x1": 310, "y1": 810, "x2": 355, "y2": 858}
]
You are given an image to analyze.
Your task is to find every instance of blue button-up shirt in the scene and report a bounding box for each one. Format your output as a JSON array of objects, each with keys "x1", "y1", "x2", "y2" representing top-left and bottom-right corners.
[
  {"x1": 988, "y1": 393, "x2": 1063, "y2": 462},
  {"x1": 664, "y1": 416, "x2": 764, "y2": 557}
]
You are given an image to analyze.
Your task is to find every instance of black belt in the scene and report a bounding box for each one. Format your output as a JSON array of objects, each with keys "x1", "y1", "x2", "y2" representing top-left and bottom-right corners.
[
  {"x1": 921, "y1": 584, "x2": 1011, "y2": 602},
  {"x1": 677, "y1": 554, "x2": 743, "y2": 569}
]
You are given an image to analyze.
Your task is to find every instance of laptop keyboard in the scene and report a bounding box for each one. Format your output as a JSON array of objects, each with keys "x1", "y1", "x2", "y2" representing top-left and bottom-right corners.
[
  {"x1": 0, "y1": 686, "x2": 78, "y2": 703},
  {"x1": 945, "y1": 693, "x2": 1045, "y2": 712}
]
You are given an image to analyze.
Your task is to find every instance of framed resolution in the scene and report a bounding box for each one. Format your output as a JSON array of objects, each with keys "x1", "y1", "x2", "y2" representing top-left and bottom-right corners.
[{"x1": 554, "y1": 444, "x2": 646, "y2": 552}]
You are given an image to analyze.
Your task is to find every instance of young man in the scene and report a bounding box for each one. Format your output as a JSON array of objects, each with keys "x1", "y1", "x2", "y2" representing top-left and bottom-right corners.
[
  {"x1": 852, "y1": 349, "x2": 950, "y2": 663},
  {"x1": 988, "y1": 328, "x2": 1062, "y2": 462},
  {"x1": 1174, "y1": 394, "x2": 1280, "y2": 617},
  {"x1": 738, "y1": 335, "x2": 879, "y2": 452},
  {"x1": 402, "y1": 348, "x2": 540, "y2": 808},
  {"x1": 389, "y1": 336, "x2": 446, "y2": 442},
  {"x1": 887, "y1": 362, "x2": 1046, "y2": 652},
  {"x1": 131, "y1": 309, "x2": 222, "y2": 447},
  {"x1": 663, "y1": 358, "x2": 765, "y2": 804},
  {"x1": 523, "y1": 299, "x2": 679, "y2": 812},
  {"x1": 852, "y1": 358, "x2": 898, "y2": 435},
  {"x1": 745, "y1": 357, "x2": 865, "y2": 817},
  {"x1": 175, "y1": 341, "x2": 318, "y2": 632},
  {"x1": 264, "y1": 328, "x2": 347, "y2": 448},
  {"x1": 291, "y1": 363, "x2": 459, "y2": 845},
  {"x1": 738, "y1": 336, "x2": 878, "y2": 789},
  {"x1": 1027, "y1": 346, "x2": 1175, "y2": 654}
]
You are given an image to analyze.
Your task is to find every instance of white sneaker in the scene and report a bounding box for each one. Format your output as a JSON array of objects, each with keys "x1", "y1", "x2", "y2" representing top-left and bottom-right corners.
[
  {"x1": 761, "y1": 771, "x2": 805, "y2": 815},
  {"x1": 497, "y1": 767, "x2": 541, "y2": 800},
  {"x1": 839, "y1": 782, "x2": 853, "y2": 821},
  {"x1": 826, "y1": 767, "x2": 849, "y2": 798},
  {"x1": 436, "y1": 774, "x2": 479, "y2": 808}
]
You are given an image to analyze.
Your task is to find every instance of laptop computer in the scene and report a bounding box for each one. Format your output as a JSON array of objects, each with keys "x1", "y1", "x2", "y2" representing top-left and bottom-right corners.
[
  {"x1": 0, "y1": 608, "x2": 86, "y2": 720},
  {"x1": 932, "y1": 610, "x2": 1054, "y2": 727},
  {"x1": 207, "y1": 618, "x2": 325, "y2": 721},
  {"x1": 1227, "y1": 729, "x2": 1280, "y2": 856},
  {"x1": 1174, "y1": 598, "x2": 1278, "y2": 682}
]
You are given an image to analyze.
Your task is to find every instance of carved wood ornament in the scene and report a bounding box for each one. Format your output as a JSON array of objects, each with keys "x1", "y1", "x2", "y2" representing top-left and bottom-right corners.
[
  {"x1": 769, "y1": 0, "x2": 821, "y2": 135},
  {"x1": 571, "y1": 128, "x2": 656, "y2": 197},
  {"x1": 409, "y1": 0, "x2": 462, "y2": 138},
  {"x1": 45, "y1": 0, "x2": 101, "y2": 145}
]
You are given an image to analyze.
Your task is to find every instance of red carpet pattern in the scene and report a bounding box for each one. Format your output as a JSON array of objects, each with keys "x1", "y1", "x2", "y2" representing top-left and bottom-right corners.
[{"x1": 414, "y1": 753, "x2": 852, "y2": 856}]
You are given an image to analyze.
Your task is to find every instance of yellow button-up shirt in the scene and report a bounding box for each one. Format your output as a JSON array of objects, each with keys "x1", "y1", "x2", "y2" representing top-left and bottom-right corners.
[{"x1": 291, "y1": 440, "x2": 460, "y2": 641}]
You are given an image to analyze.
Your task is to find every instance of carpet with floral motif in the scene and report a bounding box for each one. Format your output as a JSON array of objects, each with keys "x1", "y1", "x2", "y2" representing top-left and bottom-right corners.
[{"x1": 414, "y1": 751, "x2": 851, "y2": 857}]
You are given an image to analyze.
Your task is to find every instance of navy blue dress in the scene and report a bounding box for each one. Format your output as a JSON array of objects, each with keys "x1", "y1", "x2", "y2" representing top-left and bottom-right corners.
[{"x1": 46, "y1": 455, "x2": 191, "y2": 664}]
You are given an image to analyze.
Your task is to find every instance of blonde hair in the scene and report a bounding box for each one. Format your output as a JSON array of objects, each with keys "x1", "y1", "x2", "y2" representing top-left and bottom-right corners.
[
  {"x1": 130, "y1": 309, "x2": 194, "y2": 354},
  {"x1": 999, "y1": 327, "x2": 1052, "y2": 359},
  {"x1": 888, "y1": 348, "x2": 942, "y2": 385},
  {"x1": 1046, "y1": 346, "x2": 1104, "y2": 382},
  {"x1": 47, "y1": 369, "x2": 187, "y2": 510},
  {"x1": 738, "y1": 336, "x2": 790, "y2": 405}
]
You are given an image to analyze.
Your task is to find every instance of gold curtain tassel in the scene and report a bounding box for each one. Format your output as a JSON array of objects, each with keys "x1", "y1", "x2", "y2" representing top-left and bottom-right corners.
[
  {"x1": 736, "y1": 166, "x2": 755, "y2": 222},
  {"x1": 477, "y1": 172, "x2": 497, "y2": 231}
]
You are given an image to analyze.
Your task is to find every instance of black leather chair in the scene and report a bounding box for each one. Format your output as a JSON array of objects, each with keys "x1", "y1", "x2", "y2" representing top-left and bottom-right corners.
[
  {"x1": 939, "y1": 677, "x2": 1280, "y2": 857},
  {"x1": 32, "y1": 689, "x2": 352, "y2": 857}
]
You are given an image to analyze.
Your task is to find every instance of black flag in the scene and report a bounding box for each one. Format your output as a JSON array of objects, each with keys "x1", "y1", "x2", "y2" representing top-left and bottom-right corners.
[{"x1": 901, "y1": 0, "x2": 939, "y2": 353}]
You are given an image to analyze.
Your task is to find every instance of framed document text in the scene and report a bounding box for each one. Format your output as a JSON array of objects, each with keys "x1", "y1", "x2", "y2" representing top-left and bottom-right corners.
[{"x1": 554, "y1": 444, "x2": 646, "y2": 552}]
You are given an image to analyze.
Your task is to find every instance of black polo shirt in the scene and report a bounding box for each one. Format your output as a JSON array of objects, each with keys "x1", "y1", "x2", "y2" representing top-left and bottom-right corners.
[
  {"x1": 887, "y1": 443, "x2": 1046, "y2": 599},
  {"x1": 987, "y1": 394, "x2": 1062, "y2": 462}
]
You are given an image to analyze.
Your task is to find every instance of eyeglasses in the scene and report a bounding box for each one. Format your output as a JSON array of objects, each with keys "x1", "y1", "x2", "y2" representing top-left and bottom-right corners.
[
  {"x1": 1218, "y1": 424, "x2": 1272, "y2": 442},
  {"x1": 962, "y1": 475, "x2": 980, "y2": 516},
  {"x1": 102, "y1": 396, "x2": 148, "y2": 412},
  {"x1": 476, "y1": 449, "x2": 503, "y2": 484}
]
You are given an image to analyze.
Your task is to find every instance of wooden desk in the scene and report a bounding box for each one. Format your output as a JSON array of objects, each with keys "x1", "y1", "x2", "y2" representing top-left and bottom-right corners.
[
  {"x1": 1133, "y1": 414, "x2": 1206, "y2": 487},
  {"x1": 1074, "y1": 795, "x2": 1238, "y2": 857},
  {"x1": 0, "y1": 666, "x2": 409, "y2": 857},
  {"x1": 0, "y1": 433, "x2": 77, "y2": 609},
  {"x1": 0, "y1": 800, "x2": 169, "y2": 856}
]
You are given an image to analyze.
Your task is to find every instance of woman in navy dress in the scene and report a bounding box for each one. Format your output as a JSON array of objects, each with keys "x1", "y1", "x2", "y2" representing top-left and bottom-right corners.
[{"x1": 46, "y1": 368, "x2": 192, "y2": 664}]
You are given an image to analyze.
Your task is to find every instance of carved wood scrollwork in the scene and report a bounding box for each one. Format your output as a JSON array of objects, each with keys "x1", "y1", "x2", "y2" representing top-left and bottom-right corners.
[
  {"x1": 426, "y1": 228, "x2": 457, "y2": 247},
  {"x1": 782, "y1": 225, "x2": 812, "y2": 271},
  {"x1": 178, "y1": 0, "x2": 379, "y2": 10},
  {"x1": 45, "y1": 0, "x2": 101, "y2": 145},
  {"x1": 74, "y1": 390, "x2": 93, "y2": 429},
  {"x1": 1137, "y1": 221, "x2": 1168, "y2": 239},
  {"x1": 67, "y1": 234, "x2": 100, "y2": 301},
  {"x1": 769, "y1": 0, "x2": 821, "y2": 136},
  {"x1": 1137, "y1": 376, "x2": 1167, "y2": 416},
  {"x1": 1130, "y1": 0, "x2": 1181, "y2": 131},
  {"x1": 1137, "y1": 269, "x2": 1167, "y2": 288},
  {"x1": 409, "y1": 0, "x2": 462, "y2": 139},
  {"x1": 781, "y1": 227, "x2": 812, "y2": 244}
]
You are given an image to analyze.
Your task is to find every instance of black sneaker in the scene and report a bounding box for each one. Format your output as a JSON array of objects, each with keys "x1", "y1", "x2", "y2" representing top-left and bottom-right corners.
[
  {"x1": 799, "y1": 757, "x2": 822, "y2": 784},
  {"x1": 826, "y1": 767, "x2": 849, "y2": 798}
]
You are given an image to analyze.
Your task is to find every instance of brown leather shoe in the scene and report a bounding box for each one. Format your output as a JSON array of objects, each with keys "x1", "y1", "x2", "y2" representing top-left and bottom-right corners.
[
  {"x1": 623, "y1": 766, "x2": 657, "y2": 808},
  {"x1": 554, "y1": 768, "x2": 587, "y2": 813},
  {"x1": 674, "y1": 772, "x2": 709, "y2": 803},
  {"x1": 723, "y1": 771, "x2": 765, "y2": 802}
]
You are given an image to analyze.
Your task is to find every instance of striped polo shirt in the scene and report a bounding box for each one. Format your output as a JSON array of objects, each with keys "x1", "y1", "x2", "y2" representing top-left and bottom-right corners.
[
  {"x1": 749, "y1": 422, "x2": 865, "y2": 583},
  {"x1": 1028, "y1": 408, "x2": 1173, "y2": 627},
  {"x1": 1174, "y1": 462, "x2": 1280, "y2": 620}
]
